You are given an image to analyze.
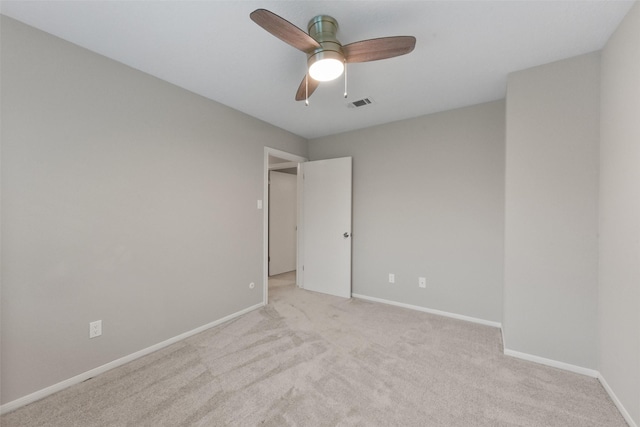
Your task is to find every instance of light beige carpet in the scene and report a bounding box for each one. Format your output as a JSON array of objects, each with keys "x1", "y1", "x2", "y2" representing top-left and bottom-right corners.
[{"x1": 2, "y1": 273, "x2": 627, "y2": 426}]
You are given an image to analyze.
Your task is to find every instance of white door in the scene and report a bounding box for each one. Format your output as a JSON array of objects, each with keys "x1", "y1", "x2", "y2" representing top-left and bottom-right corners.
[
  {"x1": 269, "y1": 171, "x2": 297, "y2": 275},
  {"x1": 302, "y1": 157, "x2": 352, "y2": 298}
]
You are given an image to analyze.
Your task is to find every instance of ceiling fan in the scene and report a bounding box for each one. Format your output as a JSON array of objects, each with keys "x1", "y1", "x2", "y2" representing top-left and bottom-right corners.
[{"x1": 250, "y1": 9, "x2": 416, "y2": 102}]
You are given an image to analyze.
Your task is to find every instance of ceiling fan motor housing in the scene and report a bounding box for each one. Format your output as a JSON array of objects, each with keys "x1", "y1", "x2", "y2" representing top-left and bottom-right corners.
[{"x1": 306, "y1": 15, "x2": 344, "y2": 70}]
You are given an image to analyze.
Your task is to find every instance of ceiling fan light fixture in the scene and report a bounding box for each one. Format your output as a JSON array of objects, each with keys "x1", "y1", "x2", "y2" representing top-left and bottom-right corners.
[
  {"x1": 308, "y1": 50, "x2": 344, "y2": 82},
  {"x1": 250, "y1": 9, "x2": 416, "y2": 101}
]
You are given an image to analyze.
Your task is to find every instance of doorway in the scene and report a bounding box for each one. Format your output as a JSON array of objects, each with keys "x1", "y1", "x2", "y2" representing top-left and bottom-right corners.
[
  {"x1": 269, "y1": 169, "x2": 297, "y2": 276},
  {"x1": 263, "y1": 148, "x2": 307, "y2": 305}
]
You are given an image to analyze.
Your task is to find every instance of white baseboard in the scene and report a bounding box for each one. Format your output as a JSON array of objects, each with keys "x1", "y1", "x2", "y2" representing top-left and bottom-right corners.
[
  {"x1": 0, "y1": 302, "x2": 264, "y2": 415},
  {"x1": 598, "y1": 374, "x2": 638, "y2": 427},
  {"x1": 502, "y1": 349, "x2": 637, "y2": 426},
  {"x1": 503, "y1": 348, "x2": 599, "y2": 378},
  {"x1": 351, "y1": 293, "x2": 502, "y2": 328}
]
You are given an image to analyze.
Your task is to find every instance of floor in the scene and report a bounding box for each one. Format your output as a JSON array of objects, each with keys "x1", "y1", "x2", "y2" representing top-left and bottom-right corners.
[{"x1": 268, "y1": 270, "x2": 297, "y2": 290}]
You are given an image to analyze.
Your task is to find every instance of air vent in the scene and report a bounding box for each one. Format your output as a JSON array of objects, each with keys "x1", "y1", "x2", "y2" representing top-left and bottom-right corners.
[{"x1": 347, "y1": 97, "x2": 374, "y2": 108}]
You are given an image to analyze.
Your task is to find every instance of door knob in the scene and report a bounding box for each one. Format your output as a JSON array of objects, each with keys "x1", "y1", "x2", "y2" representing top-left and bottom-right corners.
[{"x1": 343, "y1": 232, "x2": 350, "y2": 238}]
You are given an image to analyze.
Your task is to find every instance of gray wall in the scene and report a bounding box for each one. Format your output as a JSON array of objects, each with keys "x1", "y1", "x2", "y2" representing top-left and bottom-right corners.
[
  {"x1": 309, "y1": 101, "x2": 505, "y2": 323},
  {"x1": 0, "y1": 16, "x2": 307, "y2": 404},
  {"x1": 504, "y1": 53, "x2": 600, "y2": 369},
  {"x1": 599, "y1": 2, "x2": 640, "y2": 424}
]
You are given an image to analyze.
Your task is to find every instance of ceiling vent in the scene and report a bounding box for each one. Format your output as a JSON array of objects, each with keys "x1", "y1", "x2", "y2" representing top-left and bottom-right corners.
[{"x1": 347, "y1": 97, "x2": 374, "y2": 108}]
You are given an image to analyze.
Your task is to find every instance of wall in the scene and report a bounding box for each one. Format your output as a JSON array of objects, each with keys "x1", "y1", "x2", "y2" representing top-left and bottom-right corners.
[
  {"x1": 0, "y1": 16, "x2": 307, "y2": 405},
  {"x1": 309, "y1": 101, "x2": 505, "y2": 323},
  {"x1": 599, "y1": 2, "x2": 640, "y2": 424},
  {"x1": 504, "y1": 53, "x2": 600, "y2": 369}
]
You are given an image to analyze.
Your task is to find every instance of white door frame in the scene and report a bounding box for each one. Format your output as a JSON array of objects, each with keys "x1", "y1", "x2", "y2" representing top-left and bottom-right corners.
[{"x1": 263, "y1": 147, "x2": 307, "y2": 305}]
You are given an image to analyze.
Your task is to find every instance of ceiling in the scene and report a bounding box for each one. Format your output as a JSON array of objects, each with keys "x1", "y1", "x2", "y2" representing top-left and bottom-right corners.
[{"x1": 1, "y1": 1, "x2": 634, "y2": 139}]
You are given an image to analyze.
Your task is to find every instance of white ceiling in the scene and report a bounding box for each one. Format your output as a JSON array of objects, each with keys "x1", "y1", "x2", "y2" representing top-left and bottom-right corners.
[{"x1": 1, "y1": 1, "x2": 634, "y2": 139}]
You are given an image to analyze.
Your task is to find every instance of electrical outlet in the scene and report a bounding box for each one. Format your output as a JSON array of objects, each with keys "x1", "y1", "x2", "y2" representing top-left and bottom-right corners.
[
  {"x1": 89, "y1": 320, "x2": 102, "y2": 338},
  {"x1": 419, "y1": 277, "x2": 426, "y2": 288},
  {"x1": 389, "y1": 273, "x2": 395, "y2": 284}
]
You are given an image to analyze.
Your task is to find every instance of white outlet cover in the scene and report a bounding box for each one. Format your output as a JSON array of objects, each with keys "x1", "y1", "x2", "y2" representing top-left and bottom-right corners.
[
  {"x1": 89, "y1": 320, "x2": 102, "y2": 338},
  {"x1": 419, "y1": 277, "x2": 426, "y2": 288},
  {"x1": 389, "y1": 274, "x2": 395, "y2": 284}
]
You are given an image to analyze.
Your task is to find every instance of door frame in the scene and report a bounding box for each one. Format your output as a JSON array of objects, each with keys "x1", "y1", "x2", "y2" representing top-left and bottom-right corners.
[{"x1": 263, "y1": 147, "x2": 307, "y2": 305}]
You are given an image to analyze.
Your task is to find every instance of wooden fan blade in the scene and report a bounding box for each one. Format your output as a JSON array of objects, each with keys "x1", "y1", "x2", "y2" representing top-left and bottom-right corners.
[
  {"x1": 250, "y1": 9, "x2": 320, "y2": 53},
  {"x1": 344, "y1": 36, "x2": 416, "y2": 63},
  {"x1": 295, "y1": 74, "x2": 320, "y2": 101}
]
